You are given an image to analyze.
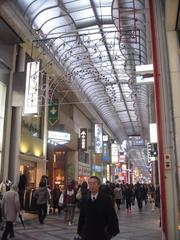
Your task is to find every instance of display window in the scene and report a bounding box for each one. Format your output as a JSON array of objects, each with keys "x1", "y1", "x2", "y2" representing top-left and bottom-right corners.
[
  {"x1": 19, "y1": 162, "x2": 37, "y2": 189},
  {"x1": 54, "y1": 168, "x2": 65, "y2": 190}
]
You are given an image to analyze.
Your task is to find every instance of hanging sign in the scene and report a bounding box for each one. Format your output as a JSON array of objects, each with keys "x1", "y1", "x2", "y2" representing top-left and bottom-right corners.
[
  {"x1": 24, "y1": 61, "x2": 40, "y2": 114},
  {"x1": 95, "y1": 123, "x2": 103, "y2": 154},
  {"x1": 80, "y1": 128, "x2": 87, "y2": 151},
  {"x1": 48, "y1": 99, "x2": 59, "y2": 125}
]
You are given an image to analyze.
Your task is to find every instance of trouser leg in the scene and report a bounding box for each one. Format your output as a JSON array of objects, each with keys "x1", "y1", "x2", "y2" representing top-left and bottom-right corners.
[{"x1": 1, "y1": 221, "x2": 13, "y2": 240}]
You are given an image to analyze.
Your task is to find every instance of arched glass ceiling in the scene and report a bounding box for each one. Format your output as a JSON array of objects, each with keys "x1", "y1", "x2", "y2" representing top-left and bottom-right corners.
[{"x1": 14, "y1": 0, "x2": 151, "y2": 146}]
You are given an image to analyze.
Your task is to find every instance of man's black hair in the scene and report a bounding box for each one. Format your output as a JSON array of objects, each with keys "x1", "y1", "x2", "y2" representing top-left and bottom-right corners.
[{"x1": 89, "y1": 176, "x2": 101, "y2": 185}]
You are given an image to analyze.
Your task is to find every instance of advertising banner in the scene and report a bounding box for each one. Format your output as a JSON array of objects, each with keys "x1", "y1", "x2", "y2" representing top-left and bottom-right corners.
[{"x1": 24, "y1": 61, "x2": 40, "y2": 114}]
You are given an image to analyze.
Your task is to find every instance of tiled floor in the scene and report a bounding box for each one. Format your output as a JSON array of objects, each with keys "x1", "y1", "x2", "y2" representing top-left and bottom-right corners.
[{"x1": 0, "y1": 202, "x2": 162, "y2": 240}]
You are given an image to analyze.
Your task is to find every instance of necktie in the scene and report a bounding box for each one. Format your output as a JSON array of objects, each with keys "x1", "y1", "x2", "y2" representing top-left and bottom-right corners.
[{"x1": 92, "y1": 196, "x2": 95, "y2": 201}]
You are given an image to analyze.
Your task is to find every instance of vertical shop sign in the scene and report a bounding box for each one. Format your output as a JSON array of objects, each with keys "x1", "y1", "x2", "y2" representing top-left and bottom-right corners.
[
  {"x1": 102, "y1": 142, "x2": 110, "y2": 161},
  {"x1": 111, "y1": 143, "x2": 119, "y2": 163},
  {"x1": 24, "y1": 61, "x2": 40, "y2": 114},
  {"x1": 48, "y1": 99, "x2": 59, "y2": 125},
  {"x1": 80, "y1": 128, "x2": 87, "y2": 151},
  {"x1": 95, "y1": 123, "x2": 103, "y2": 154}
]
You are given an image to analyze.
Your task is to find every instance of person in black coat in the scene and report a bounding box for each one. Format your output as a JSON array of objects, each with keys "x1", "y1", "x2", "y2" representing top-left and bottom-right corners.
[{"x1": 76, "y1": 176, "x2": 119, "y2": 240}]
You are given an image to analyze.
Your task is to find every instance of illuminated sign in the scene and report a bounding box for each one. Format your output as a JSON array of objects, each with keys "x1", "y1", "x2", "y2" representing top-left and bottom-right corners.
[
  {"x1": 102, "y1": 142, "x2": 110, "y2": 162},
  {"x1": 24, "y1": 61, "x2": 40, "y2": 114},
  {"x1": 128, "y1": 135, "x2": 145, "y2": 146},
  {"x1": 149, "y1": 123, "x2": 157, "y2": 143},
  {"x1": 95, "y1": 124, "x2": 103, "y2": 154},
  {"x1": 111, "y1": 143, "x2": 118, "y2": 163},
  {"x1": 103, "y1": 135, "x2": 108, "y2": 142},
  {"x1": 48, "y1": 130, "x2": 70, "y2": 145},
  {"x1": 122, "y1": 164, "x2": 127, "y2": 171},
  {"x1": 119, "y1": 154, "x2": 126, "y2": 163},
  {"x1": 80, "y1": 128, "x2": 87, "y2": 151},
  {"x1": 136, "y1": 64, "x2": 153, "y2": 74},
  {"x1": 107, "y1": 164, "x2": 110, "y2": 181}
]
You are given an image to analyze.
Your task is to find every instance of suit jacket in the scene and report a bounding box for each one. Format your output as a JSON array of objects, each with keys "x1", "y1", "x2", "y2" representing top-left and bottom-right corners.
[{"x1": 77, "y1": 192, "x2": 119, "y2": 240}]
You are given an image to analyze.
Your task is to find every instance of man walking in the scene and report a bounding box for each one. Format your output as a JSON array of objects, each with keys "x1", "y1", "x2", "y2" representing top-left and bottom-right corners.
[
  {"x1": 1, "y1": 184, "x2": 20, "y2": 240},
  {"x1": 76, "y1": 176, "x2": 119, "y2": 240}
]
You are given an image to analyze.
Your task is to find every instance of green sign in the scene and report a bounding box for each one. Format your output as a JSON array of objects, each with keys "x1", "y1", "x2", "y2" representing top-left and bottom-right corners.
[{"x1": 48, "y1": 99, "x2": 58, "y2": 125}]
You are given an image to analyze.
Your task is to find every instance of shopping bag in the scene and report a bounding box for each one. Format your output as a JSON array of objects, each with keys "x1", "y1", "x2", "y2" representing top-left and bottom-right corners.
[{"x1": 58, "y1": 193, "x2": 64, "y2": 207}]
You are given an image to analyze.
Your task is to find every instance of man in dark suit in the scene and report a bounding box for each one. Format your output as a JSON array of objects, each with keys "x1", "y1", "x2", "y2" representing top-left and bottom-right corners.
[{"x1": 76, "y1": 176, "x2": 119, "y2": 240}]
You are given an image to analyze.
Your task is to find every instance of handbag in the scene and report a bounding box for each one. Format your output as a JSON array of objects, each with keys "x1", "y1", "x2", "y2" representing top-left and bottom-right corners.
[{"x1": 74, "y1": 235, "x2": 81, "y2": 240}]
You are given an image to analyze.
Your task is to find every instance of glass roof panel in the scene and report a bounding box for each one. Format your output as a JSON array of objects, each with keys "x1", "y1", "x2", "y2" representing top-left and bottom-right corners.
[
  {"x1": 93, "y1": 0, "x2": 112, "y2": 4},
  {"x1": 24, "y1": 0, "x2": 58, "y2": 20},
  {"x1": 63, "y1": 0, "x2": 91, "y2": 10},
  {"x1": 96, "y1": 7, "x2": 112, "y2": 20},
  {"x1": 70, "y1": 8, "x2": 95, "y2": 22},
  {"x1": 34, "y1": 9, "x2": 61, "y2": 33}
]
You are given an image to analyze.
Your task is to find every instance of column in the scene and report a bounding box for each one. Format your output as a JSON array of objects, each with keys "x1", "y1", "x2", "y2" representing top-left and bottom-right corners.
[
  {"x1": 8, "y1": 47, "x2": 25, "y2": 184},
  {"x1": 3, "y1": 45, "x2": 17, "y2": 180}
]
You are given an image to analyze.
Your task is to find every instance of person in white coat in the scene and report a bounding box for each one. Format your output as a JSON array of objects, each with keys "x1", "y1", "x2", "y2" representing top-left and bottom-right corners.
[{"x1": 1, "y1": 184, "x2": 20, "y2": 240}]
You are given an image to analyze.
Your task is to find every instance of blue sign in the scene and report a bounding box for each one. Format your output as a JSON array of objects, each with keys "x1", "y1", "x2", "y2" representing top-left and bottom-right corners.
[{"x1": 102, "y1": 142, "x2": 110, "y2": 162}]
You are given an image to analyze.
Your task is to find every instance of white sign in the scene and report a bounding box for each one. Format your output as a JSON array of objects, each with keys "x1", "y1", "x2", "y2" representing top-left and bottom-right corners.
[
  {"x1": 111, "y1": 143, "x2": 118, "y2": 163},
  {"x1": 103, "y1": 135, "x2": 108, "y2": 142},
  {"x1": 95, "y1": 124, "x2": 103, "y2": 154},
  {"x1": 80, "y1": 128, "x2": 87, "y2": 150},
  {"x1": 24, "y1": 61, "x2": 40, "y2": 114},
  {"x1": 136, "y1": 64, "x2": 153, "y2": 74},
  {"x1": 48, "y1": 131, "x2": 71, "y2": 145},
  {"x1": 150, "y1": 123, "x2": 157, "y2": 143}
]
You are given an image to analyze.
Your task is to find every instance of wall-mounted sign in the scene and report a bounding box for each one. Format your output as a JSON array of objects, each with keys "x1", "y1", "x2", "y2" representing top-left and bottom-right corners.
[
  {"x1": 95, "y1": 123, "x2": 103, "y2": 154},
  {"x1": 24, "y1": 61, "x2": 40, "y2": 114},
  {"x1": 78, "y1": 162, "x2": 90, "y2": 176},
  {"x1": 48, "y1": 130, "x2": 70, "y2": 145},
  {"x1": 80, "y1": 128, "x2": 87, "y2": 151},
  {"x1": 111, "y1": 143, "x2": 118, "y2": 163}
]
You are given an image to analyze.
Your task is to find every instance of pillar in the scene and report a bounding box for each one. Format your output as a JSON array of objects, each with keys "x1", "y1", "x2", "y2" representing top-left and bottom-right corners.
[
  {"x1": 8, "y1": 47, "x2": 25, "y2": 184},
  {"x1": 3, "y1": 45, "x2": 17, "y2": 180}
]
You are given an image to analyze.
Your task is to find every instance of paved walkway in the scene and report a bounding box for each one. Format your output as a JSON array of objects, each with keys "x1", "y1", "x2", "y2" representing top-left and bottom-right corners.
[{"x1": 0, "y1": 203, "x2": 162, "y2": 240}]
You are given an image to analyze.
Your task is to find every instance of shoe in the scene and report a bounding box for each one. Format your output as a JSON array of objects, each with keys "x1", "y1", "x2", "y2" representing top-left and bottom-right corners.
[{"x1": 68, "y1": 221, "x2": 72, "y2": 226}]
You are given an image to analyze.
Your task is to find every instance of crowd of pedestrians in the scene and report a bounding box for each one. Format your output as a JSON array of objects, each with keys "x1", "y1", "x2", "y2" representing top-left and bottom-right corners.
[{"x1": 0, "y1": 174, "x2": 161, "y2": 240}]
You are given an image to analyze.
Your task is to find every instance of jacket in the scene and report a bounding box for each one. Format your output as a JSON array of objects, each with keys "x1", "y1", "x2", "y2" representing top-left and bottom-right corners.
[
  {"x1": 2, "y1": 189, "x2": 20, "y2": 222},
  {"x1": 34, "y1": 186, "x2": 49, "y2": 205}
]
